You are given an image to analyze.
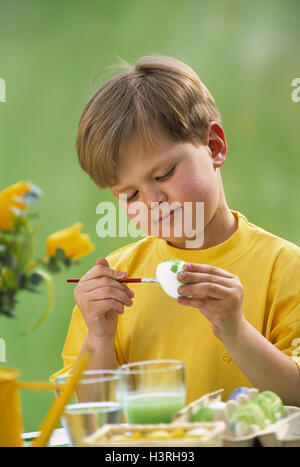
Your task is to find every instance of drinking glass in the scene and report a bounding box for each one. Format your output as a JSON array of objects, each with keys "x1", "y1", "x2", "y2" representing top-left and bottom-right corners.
[
  {"x1": 116, "y1": 360, "x2": 186, "y2": 424},
  {"x1": 54, "y1": 370, "x2": 122, "y2": 446}
]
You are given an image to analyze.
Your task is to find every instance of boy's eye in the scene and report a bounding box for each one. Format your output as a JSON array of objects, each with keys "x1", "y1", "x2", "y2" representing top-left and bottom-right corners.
[
  {"x1": 127, "y1": 166, "x2": 176, "y2": 202},
  {"x1": 127, "y1": 191, "x2": 138, "y2": 202},
  {"x1": 156, "y1": 166, "x2": 176, "y2": 181}
]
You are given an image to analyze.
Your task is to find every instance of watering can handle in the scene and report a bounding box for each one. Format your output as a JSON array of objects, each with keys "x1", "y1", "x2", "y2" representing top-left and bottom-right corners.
[{"x1": 18, "y1": 381, "x2": 57, "y2": 391}]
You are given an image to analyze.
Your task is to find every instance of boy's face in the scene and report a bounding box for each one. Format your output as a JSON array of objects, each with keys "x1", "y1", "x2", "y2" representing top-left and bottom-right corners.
[{"x1": 110, "y1": 127, "x2": 226, "y2": 249}]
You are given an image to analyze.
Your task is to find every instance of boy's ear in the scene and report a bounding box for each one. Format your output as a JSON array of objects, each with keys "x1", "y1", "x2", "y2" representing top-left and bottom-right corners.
[{"x1": 206, "y1": 122, "x2": 227, "y2": 168}]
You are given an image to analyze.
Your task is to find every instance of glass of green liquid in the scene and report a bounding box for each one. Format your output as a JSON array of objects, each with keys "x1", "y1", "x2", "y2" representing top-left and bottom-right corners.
[
  {"x1": 54, "y1": 370, "x2": 123, "y2": 446},
  {"x1": 116, "y1": 360, "x2": 186, "y2": 424}
]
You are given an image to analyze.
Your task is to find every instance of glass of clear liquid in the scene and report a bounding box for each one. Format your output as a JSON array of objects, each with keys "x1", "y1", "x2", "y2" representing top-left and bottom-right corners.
[{"x1": 55, "y1": 370, "x2": 123, "y2": 446}]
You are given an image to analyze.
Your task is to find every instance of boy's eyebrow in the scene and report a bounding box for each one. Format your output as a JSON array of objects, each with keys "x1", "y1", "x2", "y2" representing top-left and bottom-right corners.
[{"x1": 113, "y1": 158, "x2": 177, "y2": 192}]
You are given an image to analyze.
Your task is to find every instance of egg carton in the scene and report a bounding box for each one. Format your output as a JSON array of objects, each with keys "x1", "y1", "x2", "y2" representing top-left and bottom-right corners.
[
  {"x1": 255, "y1": 411, "x2": 300, "y2": 447},
  {"x1": 83, "y1": 421, "x2": 226, "y2": 447},
  {"x1": 172, "y1": 388, "x2": 300, "y2": 447}
]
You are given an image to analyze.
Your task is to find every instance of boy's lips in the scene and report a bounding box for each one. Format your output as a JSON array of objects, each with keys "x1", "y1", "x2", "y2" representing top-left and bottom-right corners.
[{"x1": 156, "y1": 206, "x2": 182, "y2": 222}]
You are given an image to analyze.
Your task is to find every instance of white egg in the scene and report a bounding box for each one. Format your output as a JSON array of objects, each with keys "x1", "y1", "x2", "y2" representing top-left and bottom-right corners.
[
  {"x1": 156, "y1": 259, "x2": 187, "y2": 298},
  {"x1": 208, "y1": 401, "x2": 226, "y2": 410}
]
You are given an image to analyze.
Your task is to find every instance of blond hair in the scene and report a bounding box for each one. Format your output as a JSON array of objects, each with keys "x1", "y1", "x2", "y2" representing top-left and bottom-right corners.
[{"x1": 76, "y1": 55, "x2": 221, "y2": 189}]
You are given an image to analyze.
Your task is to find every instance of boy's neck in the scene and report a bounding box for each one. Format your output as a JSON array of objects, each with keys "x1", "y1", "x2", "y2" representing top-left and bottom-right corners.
[{"x1": 201, "y1": 206, "x2": 238, "y2": 250}]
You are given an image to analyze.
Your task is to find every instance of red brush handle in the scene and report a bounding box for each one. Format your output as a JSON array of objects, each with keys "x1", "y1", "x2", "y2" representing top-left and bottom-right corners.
[{"x1": 66, "y1": 278, "x2": 142, "y2": 283}]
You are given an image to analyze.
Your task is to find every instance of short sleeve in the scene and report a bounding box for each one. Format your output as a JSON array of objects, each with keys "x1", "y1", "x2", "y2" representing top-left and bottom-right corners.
[
  {"x1": 265, "y1": 243, "x2": 300, "y2": 369},
  {"x1": 49, "y1": 305, "x2": 88, "y2": 382}
]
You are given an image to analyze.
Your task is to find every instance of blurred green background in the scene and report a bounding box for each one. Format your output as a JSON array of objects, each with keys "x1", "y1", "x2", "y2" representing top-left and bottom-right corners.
[{"x1": 0, "y1": 0, "x2": 299, "y2": 432}]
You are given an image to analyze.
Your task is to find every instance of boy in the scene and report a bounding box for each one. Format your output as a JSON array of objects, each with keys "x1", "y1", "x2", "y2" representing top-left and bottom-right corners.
[{"x1": 51, "y1": 56, "x2": 300, "y2": 406}]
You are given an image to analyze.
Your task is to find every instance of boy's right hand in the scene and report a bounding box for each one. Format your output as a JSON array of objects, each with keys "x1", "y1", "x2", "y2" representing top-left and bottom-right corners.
[{"x1": 74, "y1": 257, "x2": 134, "y2": 341}]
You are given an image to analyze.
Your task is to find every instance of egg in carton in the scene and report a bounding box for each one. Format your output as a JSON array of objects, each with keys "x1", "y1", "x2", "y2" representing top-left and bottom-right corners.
[
  {"x1": 173, "y1": 387, "x2": 300, "y2": 447},
  {"x1": 224, "y1": 392, "x2": 300, "y2": 446},
  {"x1": 225, "y1": 389, "x2": 286, "y2": 437},
  {"x1": 173, "y1": 387, "x2": 283, "y2": 432},
  {"x1": 172, "y1": 388, "x2": 226, "y2": 424},
  {"x1": 84, "y1": 421, "x2": 227, "y2": 447}
]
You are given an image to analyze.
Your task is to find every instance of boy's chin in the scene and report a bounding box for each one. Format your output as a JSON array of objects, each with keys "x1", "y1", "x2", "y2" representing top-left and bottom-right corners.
[{"x1": 155, "y1": 232, "x2": 202, "y2": 249}]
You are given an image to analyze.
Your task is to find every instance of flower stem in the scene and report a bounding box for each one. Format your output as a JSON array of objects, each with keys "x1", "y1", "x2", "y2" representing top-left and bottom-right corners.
[{"x1": 20, "y1": 268, "x2": 54, "y2": 336}]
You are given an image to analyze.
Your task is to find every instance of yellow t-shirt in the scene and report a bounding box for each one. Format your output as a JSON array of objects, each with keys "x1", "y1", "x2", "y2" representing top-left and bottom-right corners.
[{"x1": 50, "y1": 210, "x2": 300, "y2": 403}]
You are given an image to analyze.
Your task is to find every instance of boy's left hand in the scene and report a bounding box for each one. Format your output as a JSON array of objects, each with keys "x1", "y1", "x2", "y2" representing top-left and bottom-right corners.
[{"x1": 177, "y1": 263, "x2": 244, "y2": 339}]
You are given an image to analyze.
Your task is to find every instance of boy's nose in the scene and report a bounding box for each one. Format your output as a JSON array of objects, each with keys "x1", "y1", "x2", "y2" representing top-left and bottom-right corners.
[{"x1": 143, "y1": 186, "x2": 168, "y2": 208}]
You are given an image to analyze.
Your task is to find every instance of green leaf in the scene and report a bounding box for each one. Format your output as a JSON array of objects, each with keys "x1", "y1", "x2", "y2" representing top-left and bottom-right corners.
[
  {"x1": 55, "y1": 248, "x2": 66, "y2": 261},
  {"x1": 16, "y1": 232, "x2": 35, "y2": 269},
  {"x1": 0, "y1": 289, "x2": 18, "y2": 318},
  {"x1": 29, "y1": 272, "x2": 43, "y2": 285},
  {"x1": 4, "y1": 249, "x2": 16, "y2": 269},
  {"x1": 46, "y1": 256, "x2": 60, "y2": 273},
  {"x1": 1, "y1": 309, "x2": 17, "y2": 318},
  {"x1": 63, "y1": 257, "x2": 71, "y2": 267},
  {"x1": 17, "y1": 272, "x2": 28, "y2": 289},
  {"x1": 1, "y1": 266, "x2": 18, "y2": 290}
]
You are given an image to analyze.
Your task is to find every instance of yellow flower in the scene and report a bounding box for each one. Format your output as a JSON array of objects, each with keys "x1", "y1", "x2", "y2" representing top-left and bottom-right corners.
[
  {"x1": 0, "y1": 181, "x2": 30, "y2": 230},
  {"x1": 45, "y1": 222, "x2": 95, "y2": 260}
]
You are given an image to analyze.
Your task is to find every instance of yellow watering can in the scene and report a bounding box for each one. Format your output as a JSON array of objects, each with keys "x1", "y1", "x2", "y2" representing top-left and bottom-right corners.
[{"x1": 0, "y1": 352, "x2": 90, "y2": 447}]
